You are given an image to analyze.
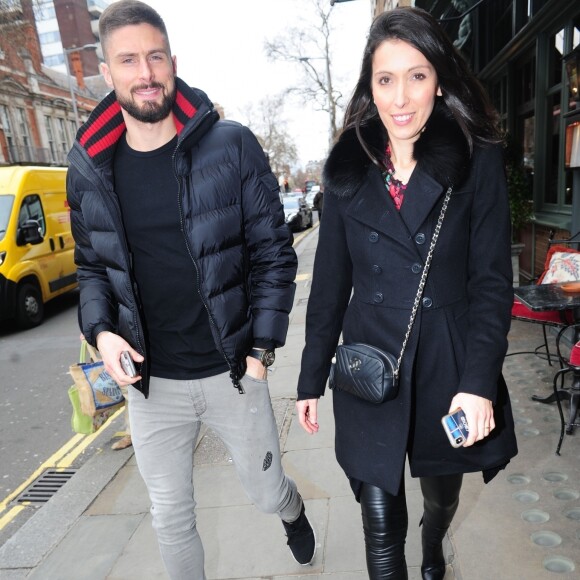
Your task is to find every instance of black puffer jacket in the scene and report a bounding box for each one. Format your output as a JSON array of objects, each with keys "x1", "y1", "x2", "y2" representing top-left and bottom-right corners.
[{"x1": 67, "y1": 78, "x2": 297, "y2": 397}]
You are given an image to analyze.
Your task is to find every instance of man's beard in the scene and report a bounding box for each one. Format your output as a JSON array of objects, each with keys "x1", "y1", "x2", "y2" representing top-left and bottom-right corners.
[{"x1": 118, "y1": 82, "x2": 176, "y2": 123}]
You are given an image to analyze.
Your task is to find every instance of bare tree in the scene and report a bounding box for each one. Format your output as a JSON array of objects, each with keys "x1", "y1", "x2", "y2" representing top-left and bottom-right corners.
[
  {"x1": 243, "y1": 94, "x2": 298, "y2": 181},
  {"x1": 0, "y1": 0, "x2": 40, "y2": 25},
  {"x1": 264, "y1": 0, "x2": 342, "y2": 150}
]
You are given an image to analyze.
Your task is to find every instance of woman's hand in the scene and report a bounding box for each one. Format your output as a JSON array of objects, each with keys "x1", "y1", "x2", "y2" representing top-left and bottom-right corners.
[
  {"x1": 449, "y1": 392, "x2": 495, "y2": 447},
  {"x1": 296, "y1": 399, "x2": 319, "y2": 434}
]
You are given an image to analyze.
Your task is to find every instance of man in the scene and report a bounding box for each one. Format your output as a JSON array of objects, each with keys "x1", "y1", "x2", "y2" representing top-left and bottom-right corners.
[
  {"x1": 66, "y1": 1, "x2": 315, "y2": 577},
  {"x1": 312, "y1": 188, "x2": 324, "y2": 221}
]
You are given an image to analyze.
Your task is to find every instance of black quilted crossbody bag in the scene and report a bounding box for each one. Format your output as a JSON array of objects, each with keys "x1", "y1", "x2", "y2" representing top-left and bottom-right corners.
[{"x1": 329, "y1": 187, "x2": 453, "y2": 404}]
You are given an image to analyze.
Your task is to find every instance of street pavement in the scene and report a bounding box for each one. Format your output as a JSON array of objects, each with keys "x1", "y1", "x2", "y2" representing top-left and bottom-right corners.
[{"x1": 1, "y1": 222, "x2": 580, "y2": 579}]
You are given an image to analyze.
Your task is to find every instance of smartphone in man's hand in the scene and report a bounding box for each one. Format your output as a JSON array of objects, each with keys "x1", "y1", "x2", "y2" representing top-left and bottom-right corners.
[{"x1": 120, "y1": 351, "x2": 137, "y2": 378}]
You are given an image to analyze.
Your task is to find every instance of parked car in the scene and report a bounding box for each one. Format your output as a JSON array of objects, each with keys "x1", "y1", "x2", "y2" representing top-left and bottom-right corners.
[
  {"x1": 304, "y1": 180, "x2": 318, "y2": 194},
  {"x1": 305, "y1": 191, "x2": 317, "y2": 208},
  {"x1": 282, "y1": 196, "x2": 313, "y2": 231}
]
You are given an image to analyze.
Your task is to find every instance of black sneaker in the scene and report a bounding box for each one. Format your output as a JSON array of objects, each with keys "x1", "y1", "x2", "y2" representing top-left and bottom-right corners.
[{"x1": 282, "y1": 503, "x2": 316, "y2": 565}]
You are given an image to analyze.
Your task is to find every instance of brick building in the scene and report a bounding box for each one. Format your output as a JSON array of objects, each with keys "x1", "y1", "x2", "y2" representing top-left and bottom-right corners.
[{"x1": 0, "y1": 0, "x2": 105, "y2": 166}]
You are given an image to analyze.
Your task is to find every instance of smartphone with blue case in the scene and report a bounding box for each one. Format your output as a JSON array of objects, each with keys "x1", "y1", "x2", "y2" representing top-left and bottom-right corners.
[{"x1": 441, "y1": 408, "x2": 469, "y2": 448}]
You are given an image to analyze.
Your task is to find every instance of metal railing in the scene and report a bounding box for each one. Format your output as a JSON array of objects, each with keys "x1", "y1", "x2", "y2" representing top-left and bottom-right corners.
[{"x1": 2, "y1": 145, "x2": 68, "y2": 166}]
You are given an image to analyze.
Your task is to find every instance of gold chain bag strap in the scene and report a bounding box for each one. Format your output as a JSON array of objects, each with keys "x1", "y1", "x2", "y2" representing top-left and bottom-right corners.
[{"x1": 329, "y1": 187, "x2": 453, "y2": 403}]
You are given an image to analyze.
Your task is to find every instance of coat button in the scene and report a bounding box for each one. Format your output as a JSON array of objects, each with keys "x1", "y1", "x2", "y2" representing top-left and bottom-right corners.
[
  {"x1": 372, "y1": 264, "x2": 382, "y2": 274},
  {"x1": 422, "y1": 296, "x2": 433, "y2": 308},
  {"x1": 369, "y1": 231, "x2": 379, "y2": 243},
  {"x1": 411, "y1": 263, "x2": 422, "y2": 274},
  {"x1": 374, "y1": 292, "x2": 384, "y2": 303},
  {"x1": 415, "y1": 233, "x2": 426, "y2": 245}
]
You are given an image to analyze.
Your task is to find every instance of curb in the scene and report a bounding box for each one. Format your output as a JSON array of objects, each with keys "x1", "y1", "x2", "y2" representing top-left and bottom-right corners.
[{"x1": 0, "y1": 439, "x2": 133, "y2": 573}]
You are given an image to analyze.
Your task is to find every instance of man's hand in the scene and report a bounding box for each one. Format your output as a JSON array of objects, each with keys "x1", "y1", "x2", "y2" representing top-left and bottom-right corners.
[
  {"x1": 449, "y1": 392, "x2": 495, "y2": 447},
  {"x1": 296, "y1": 399, "x2": 319, "y2": 435},
  {"x1": 96, "y1": 331, "x2": 143, "y2": 385},
  {"x1": 245, "y1": 355, "x2": 267, "y2": 380}
]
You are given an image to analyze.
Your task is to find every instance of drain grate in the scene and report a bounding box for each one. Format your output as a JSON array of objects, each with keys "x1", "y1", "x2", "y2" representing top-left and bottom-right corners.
[{"x1": 15, "y1": 468, "x2": 78, "y2": 503}]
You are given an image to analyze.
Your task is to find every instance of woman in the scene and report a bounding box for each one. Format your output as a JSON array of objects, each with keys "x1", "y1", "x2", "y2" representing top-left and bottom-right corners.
[{"x1": 296, "y1": 7, "x2": 517, "y2": 580}]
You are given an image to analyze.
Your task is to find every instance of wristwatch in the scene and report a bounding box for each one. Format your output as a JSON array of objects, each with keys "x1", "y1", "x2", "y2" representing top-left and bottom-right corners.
[{"x1": 248, "y1": 348, "x2": 276, "y2": 367}]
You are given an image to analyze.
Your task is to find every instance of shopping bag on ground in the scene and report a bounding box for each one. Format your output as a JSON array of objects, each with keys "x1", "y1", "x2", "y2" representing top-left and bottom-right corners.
[{"x1": 68, "y1": 341, "x2": 125, "y2": 434}]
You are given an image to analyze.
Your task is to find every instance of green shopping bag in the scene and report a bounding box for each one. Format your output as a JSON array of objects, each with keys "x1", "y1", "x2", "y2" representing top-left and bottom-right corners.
[
  {"x1": 68, "y1": 341, "x2": 125, "y2": 434},
  {"x1": 68, "y1": 384, "x2": 94, "y2": 434}
]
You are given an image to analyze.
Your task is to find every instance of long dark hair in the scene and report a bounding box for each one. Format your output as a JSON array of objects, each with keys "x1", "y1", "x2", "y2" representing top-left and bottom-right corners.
[{"x1": 344, "y1": 6, "x2": 501, "y2": 168}]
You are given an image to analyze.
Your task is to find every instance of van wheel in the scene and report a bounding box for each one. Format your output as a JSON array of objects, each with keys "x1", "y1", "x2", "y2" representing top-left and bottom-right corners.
[{"x1": 16, "y1": 282, "x2": 44, "y2": 328}]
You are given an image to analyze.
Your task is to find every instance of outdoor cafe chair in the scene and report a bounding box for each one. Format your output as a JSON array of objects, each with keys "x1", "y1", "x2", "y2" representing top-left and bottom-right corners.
[
  {"x1": 550, "y1": 323, "x2": 580, "y2": 454},
  {"x1": 511, "y1": 232, "x2": 580, "y2": 365}
]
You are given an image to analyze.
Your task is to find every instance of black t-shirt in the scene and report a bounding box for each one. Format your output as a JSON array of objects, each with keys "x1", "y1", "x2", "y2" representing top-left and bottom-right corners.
[{"x1": 114, "y1": 133, "x2": 228, "y2": 379}]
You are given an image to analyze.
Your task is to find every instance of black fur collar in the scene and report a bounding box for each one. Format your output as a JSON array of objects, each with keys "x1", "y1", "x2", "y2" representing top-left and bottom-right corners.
[{"x1": 323, "y1": 101, "x2": 471, "y2": 198}]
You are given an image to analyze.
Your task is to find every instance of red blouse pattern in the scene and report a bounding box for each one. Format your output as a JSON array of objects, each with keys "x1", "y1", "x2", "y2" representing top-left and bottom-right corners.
[{"x1": 384, "y1": 145, "x2": 407, "y2": 211}]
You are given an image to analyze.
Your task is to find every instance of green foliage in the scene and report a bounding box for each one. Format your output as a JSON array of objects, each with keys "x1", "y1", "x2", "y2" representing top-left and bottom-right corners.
[{"x1": 504, "y1": 135, "x2": 534, "y2": 240}]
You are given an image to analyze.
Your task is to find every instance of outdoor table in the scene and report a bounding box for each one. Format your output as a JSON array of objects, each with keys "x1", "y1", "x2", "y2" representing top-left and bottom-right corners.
[{"x1": 513, "y1": 283, "x2": 580, "y2": 436}]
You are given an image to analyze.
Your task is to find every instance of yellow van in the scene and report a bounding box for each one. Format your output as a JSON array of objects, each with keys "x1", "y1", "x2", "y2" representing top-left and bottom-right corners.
[{"x1": 0, "y1": 165, "x2": 77, "y2": 328}]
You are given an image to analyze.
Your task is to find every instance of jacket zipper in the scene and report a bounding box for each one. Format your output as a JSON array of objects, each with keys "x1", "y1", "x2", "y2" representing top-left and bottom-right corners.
[
  {"x1": 69, "y1": 146, "x2": 146, "y2": 371},
  {"x1": 172, "y1": 128, "x2": 245, "y2": 394}
]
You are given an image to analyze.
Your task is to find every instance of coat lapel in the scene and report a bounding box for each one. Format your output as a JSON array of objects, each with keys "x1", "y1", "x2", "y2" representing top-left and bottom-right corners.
[
  {"x1": 399, "y1": 165, "x2": 446, "y2": 235},
  {"x1": 346, "y1": 163, "x2": 448, "y2": 241},
  {"x1": 346, "y1": 165, "x2": 410, "y2": 242}
]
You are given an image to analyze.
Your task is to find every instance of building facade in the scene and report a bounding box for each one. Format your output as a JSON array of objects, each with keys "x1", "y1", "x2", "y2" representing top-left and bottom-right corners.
[
  {"x1": 0, "y1": 0, "x2": 104, "y2": 166},
  {"x1": 34, "y1": 0, "x2": 107, "y2": 78}
]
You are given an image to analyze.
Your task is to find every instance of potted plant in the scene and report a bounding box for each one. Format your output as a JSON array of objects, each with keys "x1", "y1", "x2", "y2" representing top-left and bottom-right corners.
[{"x1": 504, "y1": 134, "x2": 534, "y2": 285}]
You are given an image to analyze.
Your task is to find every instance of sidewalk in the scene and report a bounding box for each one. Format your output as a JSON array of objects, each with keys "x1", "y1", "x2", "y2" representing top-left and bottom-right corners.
[{"x1": 1, "y1": 224, "x2": 579, "y2": 579}]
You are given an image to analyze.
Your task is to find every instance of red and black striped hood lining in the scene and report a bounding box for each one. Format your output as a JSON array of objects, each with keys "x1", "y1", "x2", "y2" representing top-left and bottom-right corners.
[{"x1": 76, "y1": 77, "x2": 204, "y2": 166}]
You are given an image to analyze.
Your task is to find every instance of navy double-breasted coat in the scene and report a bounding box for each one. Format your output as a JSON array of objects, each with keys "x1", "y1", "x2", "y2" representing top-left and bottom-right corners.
[{"x1": 297, "y1": 106, "x2": 518, "y2": 495}]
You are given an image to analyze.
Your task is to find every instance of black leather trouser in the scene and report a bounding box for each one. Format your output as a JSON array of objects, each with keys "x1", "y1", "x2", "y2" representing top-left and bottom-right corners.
[{"x1": 359, "y1": 473, "x2": 463, "y2": 580}]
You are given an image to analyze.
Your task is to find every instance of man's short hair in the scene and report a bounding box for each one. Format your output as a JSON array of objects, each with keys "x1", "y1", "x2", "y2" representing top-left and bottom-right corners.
[{"x1": 99, "y1": 0, "x2": 170, "y2": 60}]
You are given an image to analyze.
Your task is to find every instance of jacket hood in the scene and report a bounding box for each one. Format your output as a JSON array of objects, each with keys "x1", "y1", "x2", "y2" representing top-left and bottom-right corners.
[
  {"x1": 74, "y1": 77, "x2": 219, "y2": 167},
  {"x1": 323, "y1": 100, "x2": 471, "y2": 198}
]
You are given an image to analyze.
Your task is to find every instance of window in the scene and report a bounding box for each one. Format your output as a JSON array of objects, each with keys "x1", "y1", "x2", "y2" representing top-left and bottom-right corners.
[
  {"x1": 44, "y1": 115, "x2": 57, "y2": 162},
  {"x1": 44, "y1": 54, "x2": 64, "y2": 67},
  {"x1": 56, "y1": 118, "x2": 68, "y2": 154},
  {"x1": 519, "y1": 57, "x2": 536, "y2": 104},
  {"x1": 490, "y1": 0, "x2": 512, "y2": 58},
  {"x1": 550, "y1": 29, "x2": 565, "y2": 88},
  {"x1": 569, "y1": 16, "x2": 580, "y2": 114},
  {"x1": 545, "y1": 92, "x2": 562, "y2": 206},
  {"x1": 39, "y1": 31, "x2": 61, "y2": 44},
  {"x1": 18, "y1": 195, "x2": 46, "y2": 237},
  {"x1": 523, "y1": 116, "x2": 535, "y2": 177},
  {"x1": 16, "y1": 108, "x2": 30, "y2": 148},
  {"x1": 491, "y1": 76, "x2": 507, "y2": 124},
  {"x1": 0, "y1": 105, "x2": 15, "y2": 160},
  {"x1": 0, "y1": 195, "x2": 15, "y2": 242},
  {"x1": 34, "y1": 0, "x2": 56, "y2": 20},
  {"x1": 539, "y1": 22, "x2": 580, "y2": 215}
]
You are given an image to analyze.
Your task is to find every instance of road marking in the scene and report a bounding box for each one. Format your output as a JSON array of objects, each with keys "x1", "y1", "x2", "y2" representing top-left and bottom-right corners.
[
  {"x1": 292, "y1": 221, "x2": 319, "y2": 247},
  {"x1": 0, "y1": 505, "x2": 26, "y2": 529},
  {"x1": 0, "y1": 406, "x2": 124, "y2": 529},
  {"x1": 56, "y1": 407, "x2": 125, "y2": 468}
]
